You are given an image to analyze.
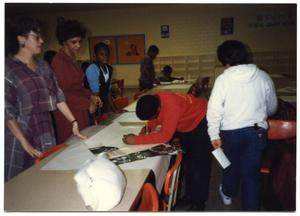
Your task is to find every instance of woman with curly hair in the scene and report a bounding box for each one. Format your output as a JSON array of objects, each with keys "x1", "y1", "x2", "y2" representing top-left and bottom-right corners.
[{"x1": 51, "y1": 18, "x2": 101, "y2": 143}]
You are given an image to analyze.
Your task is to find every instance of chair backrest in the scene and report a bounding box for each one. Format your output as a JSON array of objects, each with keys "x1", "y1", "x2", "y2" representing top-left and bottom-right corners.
[
  {"x1": 112, "y1": 79, "x2": 125, "y2": 96},
  {"x1": 34, "y1": 143, "x2": 65, "y2": 163},
  {"x1": 267, "y1": 120, "x2": 296, "y2": 140},
  {"x1": 163, "y1": 152, "x2": 183, "y2": 211},
  {"x1": 133, "y1": 90, "x2": 145, "y2": 100},
  {"x1": 113, "y1": 96, "x2": 129, "y2": 111},
  {"x1": 136, "y1": 183, "x2": 159, "y2": 211},
  {"x1": 201, "y1": 77, "x2": 210, "y2": 91},
  {"x1": 261, "y1": 120, "x2": 296, "y2": 174}
]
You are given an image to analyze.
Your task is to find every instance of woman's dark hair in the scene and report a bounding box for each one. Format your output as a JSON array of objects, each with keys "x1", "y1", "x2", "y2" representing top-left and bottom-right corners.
[
  {"x1": 43, "y1": 50, "x2": 57, "y2": 65},
  {"x1": 217, "y1": 40, "x2": 248, "y2": 66},
  {"x1": 136, "y1": 95, "x2": 160, "y2": 120},
  {"x1": 56, "y1": 17, "x2": 86, "y2": 45},
  {"x1": 5, "y1": 16, "x2": 41, "y2": 55},
  {"x1": 94, "y1": 42, "x2": 110, "y2": 55},
  {"x1": 148, "y1": 45, "x2": 159, "y2": 54},
  {"x1": 162, "y1": 65, "x2": 173, "y2": 76}
]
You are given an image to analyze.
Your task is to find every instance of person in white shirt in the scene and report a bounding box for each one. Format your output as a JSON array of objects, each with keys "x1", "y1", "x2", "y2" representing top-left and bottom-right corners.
[{"x1": 207, "y1": 40, "x2": 277, "y2": 211}]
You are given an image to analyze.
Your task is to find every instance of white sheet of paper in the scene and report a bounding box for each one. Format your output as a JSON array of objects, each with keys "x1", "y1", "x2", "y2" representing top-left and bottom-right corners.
[
  {"x1": 113, "y1": 112, "x2": 145, "y2": 124},
  {"x1": 83, "y1": 122, "x2": 127, "y2": 148},
  {"x1": 212, "y1": 148, "x2": 231, "y2": 169},
  {"x1": 41, "y1": 144, "x2": 95, "y2": 170},
  {"x1": 124, "y1": 101, "x2": 137, "y2": 112},
  {"x1": 41, "y1": 123, "x2": 163, "y2": 171},
  {"x1": 156, "y1": 83, "x2": 192, "y2": 90}
]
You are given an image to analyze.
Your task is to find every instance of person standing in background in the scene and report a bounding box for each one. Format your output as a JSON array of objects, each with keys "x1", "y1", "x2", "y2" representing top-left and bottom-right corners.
[
  {"x1": 5, "y1": 17, "x2": 86, "y2": 181},
  {"x1": 207, "y1": 40, "x2": 278, "y2": 211},
  {"x1": 52, "y1": 18, "x2": 101, "y2": 143},
  {"x1": 86, "y1": 42, "x2": 117, "y2": 116},
  {"x1": 139, "y1": 45, "x2": 160, "y2": 90}
]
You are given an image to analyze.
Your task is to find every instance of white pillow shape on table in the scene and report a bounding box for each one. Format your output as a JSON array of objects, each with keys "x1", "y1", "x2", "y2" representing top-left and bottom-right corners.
[{"x1": 74, "y1": 153, "x2": 126, "y2": 211}]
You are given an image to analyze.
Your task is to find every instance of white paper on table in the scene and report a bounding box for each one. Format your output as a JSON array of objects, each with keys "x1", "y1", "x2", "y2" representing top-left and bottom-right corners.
[
  {"x1": 171, "y1": 80, "x2": 185, "y2": 84},
  {"x1": 83, "y1": 122, "x2": 146, "y2": 149},
  {"x1": 113, "y1": 112, "x2": 146, "y2": 124},
  {"x1": 212, "y1": 148, "x2": 231, "y2": 169},
  {"x1": 156, "y1": 83, "x2": 192, "y2": 90},
  {"x1": 124, "y1": 101, "x2": 137, "y2": 112},
  {"x1": 41, "y1": 143, "x2": 96, "y2": 170},
  {"x1": 160, "y1": 81, "x2": 172, "y2": 85}
]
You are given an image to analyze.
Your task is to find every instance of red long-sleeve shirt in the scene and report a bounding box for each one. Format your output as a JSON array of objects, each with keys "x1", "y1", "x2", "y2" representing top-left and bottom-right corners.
[{"x1": 134, "y1": 92, "x2": 207, "y2": 144}]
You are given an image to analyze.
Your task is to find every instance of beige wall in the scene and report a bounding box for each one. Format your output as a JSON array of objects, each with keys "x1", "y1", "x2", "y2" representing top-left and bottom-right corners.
[{"x1": 32, "y1": 4, "x2": 296, "y2": 87}]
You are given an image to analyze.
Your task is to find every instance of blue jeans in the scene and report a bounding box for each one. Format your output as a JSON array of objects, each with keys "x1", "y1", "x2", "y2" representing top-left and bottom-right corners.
[{"x1": 220, "y1": 126, "x2": 267, "y2": 211}]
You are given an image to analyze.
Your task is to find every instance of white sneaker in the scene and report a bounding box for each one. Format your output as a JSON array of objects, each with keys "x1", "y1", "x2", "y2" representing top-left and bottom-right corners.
[{"x1": 219, "y1": 184, "x2": 232, "y2": 205}]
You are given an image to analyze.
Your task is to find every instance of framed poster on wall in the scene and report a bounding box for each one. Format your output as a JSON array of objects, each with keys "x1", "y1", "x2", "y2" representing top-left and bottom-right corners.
[
  {"x1": 117, "y1": 34, "x2": 145, "y2": 64},
  {"x1": 88, "y1": 36, "x2": 117, "y2": 64},
  {"x1": 221, "y1": 17, "x2": 234, "y2": 35}
]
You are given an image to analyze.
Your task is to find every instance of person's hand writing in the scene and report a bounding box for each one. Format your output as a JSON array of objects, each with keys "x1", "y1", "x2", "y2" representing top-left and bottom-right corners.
[
  {"x1": 72, "y1": 121, "x2": 87, "y2": 140},
  {"x1": 139, "y1": 126, "x2": 152, "y2": 135},
  {"x1": 211, "y1": 139, "x2": 222, "y2": 149},
  {"x1": 122, "y1": 134, "x2": 136, "y2": 144}
]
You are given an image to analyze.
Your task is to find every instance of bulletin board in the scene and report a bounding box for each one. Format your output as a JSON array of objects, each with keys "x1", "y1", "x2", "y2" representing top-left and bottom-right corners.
[
  {"x1": 88, "y1": 36, "x2": 117, "y2": 64},
  {"x1": 88, "y1": 34, "x2": 145, "y2": 65},
  {"x1": 117, "y1": 34, "x2": 145, "y2": 64}
]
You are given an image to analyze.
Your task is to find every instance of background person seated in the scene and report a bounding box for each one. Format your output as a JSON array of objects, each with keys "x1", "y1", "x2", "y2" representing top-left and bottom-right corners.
[{"x1": 158, "y1": 65, "x2": 184, "y2": 82}]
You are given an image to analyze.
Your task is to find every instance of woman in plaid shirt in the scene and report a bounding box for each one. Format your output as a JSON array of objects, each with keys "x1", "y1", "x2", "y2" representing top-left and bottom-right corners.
[{"x1": 5, "y1": 17, "x2": 86, "y2": 181}]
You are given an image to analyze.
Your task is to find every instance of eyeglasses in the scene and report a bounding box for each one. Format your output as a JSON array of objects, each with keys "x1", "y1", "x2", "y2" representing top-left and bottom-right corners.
[{"x1": 26, "y1": 33, "x2": 43, "y2": 41}]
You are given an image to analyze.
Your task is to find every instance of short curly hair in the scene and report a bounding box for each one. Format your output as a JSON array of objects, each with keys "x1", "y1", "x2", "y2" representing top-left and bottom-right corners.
[
  {"x1": 94, "y1": 42, "x2": 110, "y2": 55},
  {"x1": 217, "y1": 40, "x2": 248, "y2": 66},
  {"x1": 56, "y1": 17, "x2": 86, "y2": 45},
  {"x1": 136, "y1": 95, "x2": 160, "y2": 120},
  {"x1": 5, "y1": 16, "x2": 41, "y2": 55}
]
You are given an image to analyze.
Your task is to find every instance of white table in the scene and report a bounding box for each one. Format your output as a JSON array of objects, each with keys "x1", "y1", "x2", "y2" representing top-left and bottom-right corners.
[
  {"x1": 4, "y1": 148, "x2": 151, "y2": 211},
  {"x1": 4, "y1": 116, "x2": 171, "y2": 211}
]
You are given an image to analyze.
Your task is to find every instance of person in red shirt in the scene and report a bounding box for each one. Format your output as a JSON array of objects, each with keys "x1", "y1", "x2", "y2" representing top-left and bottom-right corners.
[
  {"x1": 51, "y1": 18, "x2": 101, "y2": 143},
  {"x1": 123, "y1": 92, "x2": 212, "y2": 210}
]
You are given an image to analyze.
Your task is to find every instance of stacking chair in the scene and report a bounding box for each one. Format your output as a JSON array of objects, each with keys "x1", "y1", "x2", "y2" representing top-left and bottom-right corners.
[
  {"x1": 201, "y1": 76, "x2": 210, "y2": 98},
  {"x1": 95, "y1": 113, "x2": 108, "y2": 125},
  {"x1": 133, "y1": 90, "x2": 145, "y2": 100},
  {"x1": 136, "y1": 182, "x2": 160, "y2": 211},
  {"x1": 260, "y1": 120, "x2": 296, "y2": 174},
  {"x1": 261, "y1": 120, "x2": 296, "y2": 210},
  {"x1": 111, "y1": 79, "x2": 125, "y2": 96},
  {"x1": 113, "y1": 96, "x2": 129, "y2": 112},
  {"x1": 34, "y1": 143, "x2": 65, "y2": 164},
  {"x1": 162, "y1": 152, "x2": 183, "y2": 211}
]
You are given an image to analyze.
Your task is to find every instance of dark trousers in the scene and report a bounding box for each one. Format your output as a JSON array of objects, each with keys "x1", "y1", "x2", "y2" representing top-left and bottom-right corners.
[
  {"x1": 178, "y1": 117, "x2": 212, "y2": 205},
  {"x1": 220, "y1": 126, "x2": 267, "y2": 211}
]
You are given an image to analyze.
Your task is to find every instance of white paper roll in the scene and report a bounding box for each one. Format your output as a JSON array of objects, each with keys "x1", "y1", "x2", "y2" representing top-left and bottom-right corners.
[{"x1": 212, "y1": 148, "x2": 231, "y2": 169}]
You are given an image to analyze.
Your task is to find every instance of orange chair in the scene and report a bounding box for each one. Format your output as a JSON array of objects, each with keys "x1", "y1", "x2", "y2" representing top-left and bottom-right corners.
[
  {"x1": 260, "y1": 120, "x2": 296, "y2": 174},
  {"x1": 133, "y1": 90, "x2": 145, "y2": 100},
  {"x1": 34, "y1": 143, "x2": 65, "y2": 164},
  {"x1": 95, "y1": 113, "x2": 108, "y2": 125},
  {"x1": 162, "y1": 152, "x2": 183, "y2": 211},
  {"x1": 113, "y1": 96, "x2": 129, "y2": 112},
  {"x1": 111, "y1": 79, "x2": 125, "y2": 96},
  {"x1": 136, "y1": 182, "x2": 160, "y2": 211}
]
